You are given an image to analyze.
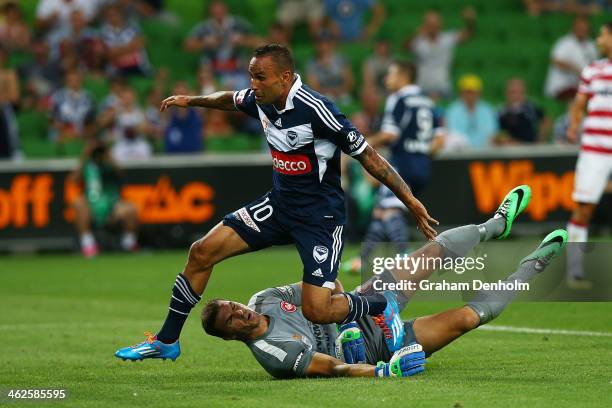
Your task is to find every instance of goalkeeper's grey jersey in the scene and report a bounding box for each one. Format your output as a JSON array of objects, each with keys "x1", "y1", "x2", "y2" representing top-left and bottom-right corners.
[{"x1": 245, "y1": 284, "x2": 390, "y2": 378}]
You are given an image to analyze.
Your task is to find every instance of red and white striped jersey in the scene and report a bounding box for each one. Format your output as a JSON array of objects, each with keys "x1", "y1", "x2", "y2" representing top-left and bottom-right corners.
[{"x1": 578, "y1": 58, "x2": 612, "y2": 154}]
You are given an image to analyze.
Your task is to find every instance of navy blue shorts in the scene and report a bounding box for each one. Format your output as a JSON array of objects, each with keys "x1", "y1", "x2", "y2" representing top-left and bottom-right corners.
[{"x1": 223, "y1": 192, "x2": 345, "y2": 289}]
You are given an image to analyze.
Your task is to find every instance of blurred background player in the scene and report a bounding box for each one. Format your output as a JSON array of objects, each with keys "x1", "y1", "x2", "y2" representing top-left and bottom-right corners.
[
  {"x1": 565, "y1": 21, "x2": 612, "y2": 288},
  {"x1": 344, "y1": 60, "x2": 444, "y2": 274},
  {"x1": 71, "y1": 141, "x2": 138, "y2": 257}
]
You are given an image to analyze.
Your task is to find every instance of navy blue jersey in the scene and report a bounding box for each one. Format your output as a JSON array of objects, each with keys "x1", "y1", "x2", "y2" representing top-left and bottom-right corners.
[
  {"x1": 233, "y1": 74, "x2": 368, "y2": 223},
  {"x1": 381, "y1": 85, "x2": 441, "y2": 164}
]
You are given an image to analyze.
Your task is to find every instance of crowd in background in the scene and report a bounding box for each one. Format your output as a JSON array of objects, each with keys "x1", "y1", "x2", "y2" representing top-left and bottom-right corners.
[{"x1": 0, "y1": 0, "x2": 609, "y2": 161}]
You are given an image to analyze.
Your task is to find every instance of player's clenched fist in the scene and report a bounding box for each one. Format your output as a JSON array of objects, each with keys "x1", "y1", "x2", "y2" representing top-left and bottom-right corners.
[
  {"x1": 374, "y1": 343, "x2": 426, "y2": 377},
  {"x1": 160, "y1": 95, "x2": 191, "y2": 111}
]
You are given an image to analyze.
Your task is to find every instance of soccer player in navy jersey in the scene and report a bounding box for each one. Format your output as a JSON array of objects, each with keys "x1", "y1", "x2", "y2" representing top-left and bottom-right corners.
[
  {"x1": 345, "y1": 60, "x2": 444, "y2": 273},
  {"x1": 115, "y1": 44, "x2": 439, "y2": 362}
]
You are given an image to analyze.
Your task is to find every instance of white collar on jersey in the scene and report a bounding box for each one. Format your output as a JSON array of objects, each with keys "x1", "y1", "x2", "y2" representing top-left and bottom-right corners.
[
  {"x1": 275, "y1": 74, "x2": 302, "y2": 114},
  {"x1": 397, "y1": 84, "x2": 422, "y2": 96}
]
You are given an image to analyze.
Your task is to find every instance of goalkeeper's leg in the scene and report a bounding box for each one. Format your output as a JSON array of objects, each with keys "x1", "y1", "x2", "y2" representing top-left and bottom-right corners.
[
  {"x1": 410, "y1": 229, "x2": 567, "y2": 355},
  {"x1": 370, "y1": 185, "x2": 529, "y2": 305}
]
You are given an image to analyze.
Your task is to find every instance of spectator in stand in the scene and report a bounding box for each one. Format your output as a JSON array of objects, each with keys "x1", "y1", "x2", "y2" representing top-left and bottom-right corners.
[
  {"x1": 163, "y1": 82, "x2": 204, "y2": 154},
  {"x1": 49, "y1": 69, "x2": 96, "y2": 145},
  {"x1": 35, "y1": 0, "x2": 101, "y2": 39},
  {"x1": 18, "y1": 38, "x2": 63, "y2": 110},
  {"x1": 363, "y1": 37, "x2": 393, "y2": 96},
  {"x1": 323, "y1": 0, "x2": 385, "y2": 42},
  {"x1": 0, "y1": 45, "x2": 20, "y2": 159},
  {"x1": 552, "y1": 103, "x2": 581, "y2": 144},
  {"x1": 72, "y1": 141, "x2": 138, "y2": 257},
  {"x1": 544, "y1": 16, "x2": 598, "y2": 101},
  {"x1": 49, "y1": 9, "x2": 105, "y2": 75},
  {"x1": 98, "y1": 87, "x2": 154, "y2": 162},
  {"x1": 265, "y1": 22, "x2": 291, "y2": 47},
  {"x1": 406, "y1": 7, "x2": 476, "y2": 100},
  {"x1": 142, "y1": 68, "x2": 169, "y2": 141},
  {"x1": 307, "y1": 34, "x2": 354, "y2": 103},
  {"x1": 497, "y1": 77, "x2": 551, "y2": 145},
  {"x1": 312, "y1": 15, "x2": 341, "y2": 42},
  {"x1": 0, "y1": 1, "x2": 31, "y2": 51},
  {"x1": 98, "y1": 75, "x2": 126, "y2": 117},
  {"x1": 252, "y1": 22, "x2": 292, "y2": 49},
  {"x1": 113, "y1": 0, "x2": 176, "y2": 24},
  {"x1": 524, "y1": 0, "x2": 612, "y2": 16},
  {"x1": 344, "y1": 87, "x2": 382, "y2": 239},
  {"x1": 101, "y1": 4, "x2": 151, "y2": 77},
  {"x1": 446, "y1": 74, "x2": 498, "y2": 149},
  {"x1": 184, "y1": 0, "x2": 253, "y2": 90},
  {"x1": 276, "y1": 0, "x2": 324, "y2": 41},
  {"x1": 350, "y1": 87, "x2": 383, "y2": 135}
]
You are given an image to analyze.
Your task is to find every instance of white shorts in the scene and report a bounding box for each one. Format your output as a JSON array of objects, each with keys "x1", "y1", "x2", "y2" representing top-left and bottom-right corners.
[{"x1": 572, "y1": 150, "x2": 612, "y2": 204}]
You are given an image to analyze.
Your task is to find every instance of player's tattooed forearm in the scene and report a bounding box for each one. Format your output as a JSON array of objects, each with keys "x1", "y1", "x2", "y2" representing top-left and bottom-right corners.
[
  {"x1": 188, "y1": 91, "x2": 236, "y2": 111},
  {"x1": 357, "y1": 146, "x2": 413, "y2": 199}
]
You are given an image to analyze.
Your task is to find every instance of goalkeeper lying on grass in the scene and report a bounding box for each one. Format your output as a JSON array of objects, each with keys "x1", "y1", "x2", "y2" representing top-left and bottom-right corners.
[{"x1": 199, "y1": 186, "x2": 567, "y2": 378}]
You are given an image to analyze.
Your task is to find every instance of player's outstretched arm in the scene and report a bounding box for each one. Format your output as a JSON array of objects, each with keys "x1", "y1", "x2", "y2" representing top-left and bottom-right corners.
[
  {"x1": 305, "y1": 344, "x2": 426, "y2": 378},
  {"x1": 355, "y1": 145, "x2": 439, "y2": 240},
  {"x1": 159, "y1": 91, "x2": 237, "y2": 112},
  {"x1": 305, "y1": 352, "x2": 375, "y2": 377}
]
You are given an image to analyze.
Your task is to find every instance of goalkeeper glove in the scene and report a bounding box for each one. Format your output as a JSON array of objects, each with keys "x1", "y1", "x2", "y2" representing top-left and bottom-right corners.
[
  {"x1": 374, "y1": 343, "x2": 426, "y2": 377},
  {"x1": 335, "y1": 322, "x2": 366, "y2": 364}
]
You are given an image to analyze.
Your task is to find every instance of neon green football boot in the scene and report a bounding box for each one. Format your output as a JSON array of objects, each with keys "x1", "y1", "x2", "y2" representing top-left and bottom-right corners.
[
  {"x1": 495, "y1": 185, "x2": 532, "y2": 239},
  {"x1": 520, "y1": 229, "x2": 568, "y2": 272}
]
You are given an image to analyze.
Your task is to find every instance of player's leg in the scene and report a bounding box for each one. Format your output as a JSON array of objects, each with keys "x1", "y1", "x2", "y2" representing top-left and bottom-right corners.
[
  {"x1": 156, "y1": 195, "x2": 287, "y2": 344},
  {"x1": 567, "y1": 152, "x2": 605, "y2": 285},
  {"x1": 180, "y1": 223, "x2": 251, "y2": 294},
  {"x1": 345, "y1": 187, "x2": 410, "y2": 274},
  {"x1": 73, "y1": 196, "x2": 97, "y2": 257},
  {"x1": 409, "y1": 306, "x2": 480, "y2": 354},
  {"x1": 116, "y1": 193, "x2": 287, "y2": 361},
  {"x1": 566, "y1": 150, "x2": 611, "y2": 287},
  {"x1": 115, "y1": 223, "x2": 250, "y2": 361},
  {"x1": 567, "y1": 203, "x2": 595, "y2": 288},
  {"x1": 372, "y1": 185, "x2": 532, "y2": 303},
  {"x1": 354, "y1": 185, "x2": 532, "y2": 353},
  {"x1": 295, "y1": 223, "x2": 389, "y2": 324},
  {"x1": 411, "y1": 229, "x2": 568, "y2": 355},
  {"x1": 111, "y1": 200, "x2": 139, "y2": 251}
]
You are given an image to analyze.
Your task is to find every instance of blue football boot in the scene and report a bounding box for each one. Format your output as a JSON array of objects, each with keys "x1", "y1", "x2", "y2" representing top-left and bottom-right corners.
[
  {"x1": 373, "y1": 291, "x2": 405, "y2": 353},
  {"x1": 115, "y1": 332, "x2": 180, "y2": 362}
]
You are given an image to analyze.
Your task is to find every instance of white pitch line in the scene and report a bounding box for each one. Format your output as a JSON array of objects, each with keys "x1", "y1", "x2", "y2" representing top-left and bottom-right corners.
[{"x1": 478, "y1": 325, "x2": 612, "y2": 337}]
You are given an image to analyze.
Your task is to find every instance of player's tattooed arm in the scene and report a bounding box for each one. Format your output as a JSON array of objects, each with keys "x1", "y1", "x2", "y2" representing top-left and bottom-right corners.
[
  {"x1": 355, "y1": 145, "x2": 439, "y2": 240},
  {"x1": 159, "y1": 91, "x2": 237, "y2": 112}
]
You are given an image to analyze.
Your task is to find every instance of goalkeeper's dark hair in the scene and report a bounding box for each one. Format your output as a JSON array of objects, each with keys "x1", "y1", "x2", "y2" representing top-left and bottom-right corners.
[
  {"x1": 253, "y1": 43, "x2": 295, "y2": 74},
  {"x1": 392, "y1": 59, "x2": 417, "y2": 83},
  {"x1": 201, "y1": 299, "x2": 227, "y2": 338}
]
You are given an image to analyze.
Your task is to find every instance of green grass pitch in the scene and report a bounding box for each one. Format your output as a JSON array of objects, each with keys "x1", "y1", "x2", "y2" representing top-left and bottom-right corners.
[{"x1": 0, "y1": 247, "x2": 610, "y2": 407}]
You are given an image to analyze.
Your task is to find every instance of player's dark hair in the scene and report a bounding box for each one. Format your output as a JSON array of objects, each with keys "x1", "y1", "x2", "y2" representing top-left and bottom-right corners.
[
  {"x1": 392, "y1": 59, "x2": 417, "y2": 83},
  {"x1": 253, "y1": 44, "x2": 295, "y2": 74},
  {"x1": 201, "y1": 299, "x2": 227, "y2": 338},
  {"x1": 604, "y1": 21, "x2": 612, "y2": 32}
]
